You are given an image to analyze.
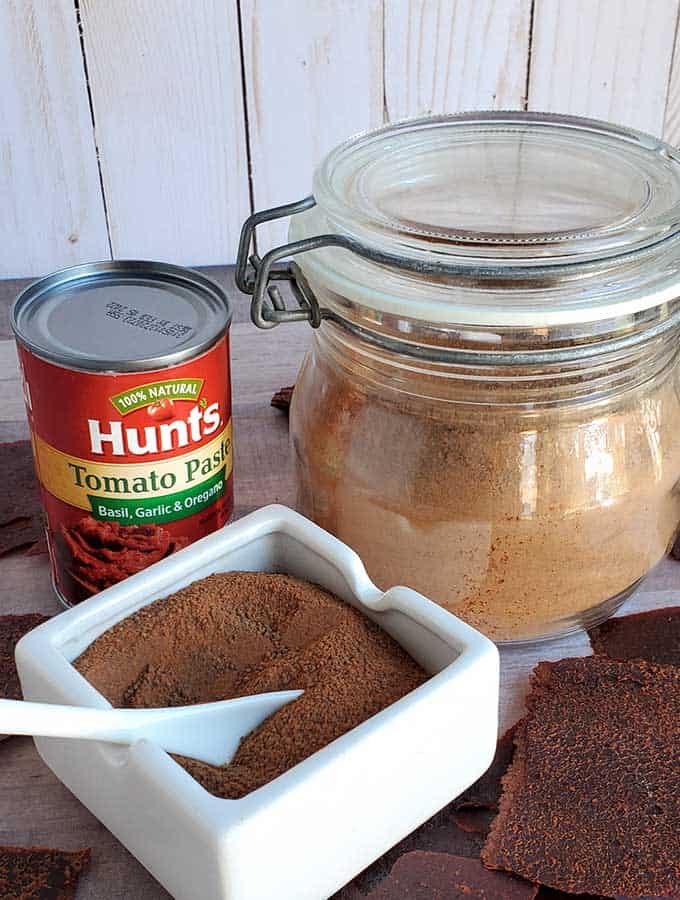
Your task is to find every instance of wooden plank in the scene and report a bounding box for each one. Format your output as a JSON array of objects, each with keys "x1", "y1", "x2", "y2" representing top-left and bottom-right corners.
[
  {"x1": 0, "y1": 341, "x2": 25, "y2": 423},
  {"x1": 78, "y1": 0, "x2": 250, "y2": 265},
  {"x1": 663, "y1": 18, "x2": 680, "y2": 144},
  {"x1": 230, "y1": 320, "x2": 307, "y2": 401},
  {"x1": 0, "y1": 0, "x2": 109, "y2": 278},
  {"x1": 1, "y1": 554, "x2": 63, "y2": 617},
  {"x1": 0, "y1": 277, "x2": 29, "y2": 340},
  {"x1": 0, "y1": 421, "x2": 29, "y2": 442},
  {"x1": 529, "y1": 0, "x2": 680, "y2": 136},
  {"x1": 239, "y1": 0, "x2": 384, "y2": 251},
  {"x1": 383, "y1": 0, "x2": 533, "y2": 120}
]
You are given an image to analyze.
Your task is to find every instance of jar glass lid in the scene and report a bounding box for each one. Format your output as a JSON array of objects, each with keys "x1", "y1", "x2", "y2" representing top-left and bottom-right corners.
[
  {"x1": 278, "y1": 112, "x2": 680, "y2": 330},
  {"x1": 312, "y1": 112, "x2": 680, "y2": 267}
]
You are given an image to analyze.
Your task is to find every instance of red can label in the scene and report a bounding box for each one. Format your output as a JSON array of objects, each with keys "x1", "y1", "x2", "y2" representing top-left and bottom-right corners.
[{"x1": 18, "y1": 336, "x2": 233, "y2": 605}]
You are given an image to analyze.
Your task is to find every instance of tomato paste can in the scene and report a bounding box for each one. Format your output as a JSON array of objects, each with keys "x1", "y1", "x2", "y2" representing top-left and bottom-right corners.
[{"x1": 11, "y1": 260, "x2": 234, "y2": 607}]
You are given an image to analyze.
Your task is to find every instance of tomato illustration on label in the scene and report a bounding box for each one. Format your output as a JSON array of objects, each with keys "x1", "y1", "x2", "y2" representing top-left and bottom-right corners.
[{"x1": 147, "y1": 398, "x2": 175, "y2": 420}]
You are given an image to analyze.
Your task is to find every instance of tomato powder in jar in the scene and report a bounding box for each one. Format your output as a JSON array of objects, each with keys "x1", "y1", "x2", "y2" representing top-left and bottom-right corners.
[{"x1": 12, "y1": 261, "x2": 234, "y2": 606}]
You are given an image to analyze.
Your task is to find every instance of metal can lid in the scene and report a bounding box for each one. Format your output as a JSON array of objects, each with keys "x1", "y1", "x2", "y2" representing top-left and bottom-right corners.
[{"x1": 11, "y1": 260, "x2": 232, "y2": 372}]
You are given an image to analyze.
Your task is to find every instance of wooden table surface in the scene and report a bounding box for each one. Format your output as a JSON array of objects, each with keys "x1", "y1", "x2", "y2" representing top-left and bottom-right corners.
[{"x1": 1, "y1": 267, "x2": 678, "y2": 899}]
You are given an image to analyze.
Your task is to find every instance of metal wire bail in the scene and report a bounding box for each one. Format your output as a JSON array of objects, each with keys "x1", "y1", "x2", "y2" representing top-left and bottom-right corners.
[
  {"x1": 236, "y1": 196, "x2": 330, "y2": 329},
  {"x1": 235, "y1": 192, "x2": 680, "y2": 365}
]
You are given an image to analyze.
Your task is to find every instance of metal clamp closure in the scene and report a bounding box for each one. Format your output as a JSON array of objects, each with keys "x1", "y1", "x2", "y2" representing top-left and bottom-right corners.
[
  {"x1": 234, "y1": 197, "x2": 680, "y2": 364},
  {"x1": 236, "y1": 195, "x2": 413, "y2": 329},
  {"x1": 236, "y1": 196, "x2": 331, "y2": 329},
  {"x1": 236, "y1": 194, "x2": 544, "y2": 331}
]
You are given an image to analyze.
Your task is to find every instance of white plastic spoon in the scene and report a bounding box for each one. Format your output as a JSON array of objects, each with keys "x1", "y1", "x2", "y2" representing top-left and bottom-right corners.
[{"x1": 0, "y1": 690, "x2": 302, "y2": 766}]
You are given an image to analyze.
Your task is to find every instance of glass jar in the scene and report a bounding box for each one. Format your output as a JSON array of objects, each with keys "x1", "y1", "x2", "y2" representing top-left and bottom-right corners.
[{"x1": 236, "y1": 112, "x2": 680, "y2": 643}]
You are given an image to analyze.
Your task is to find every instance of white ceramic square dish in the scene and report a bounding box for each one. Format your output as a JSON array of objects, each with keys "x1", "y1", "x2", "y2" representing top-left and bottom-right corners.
[{"x1": 15, "y1": 505, "x2": 499, "y2": 900}]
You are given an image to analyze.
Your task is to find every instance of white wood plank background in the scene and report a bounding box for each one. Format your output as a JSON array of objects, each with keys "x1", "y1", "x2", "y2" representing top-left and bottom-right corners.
[
  {"x1": 5, "y1": 0, "x2": 680, "y2": 276},
  {"x1": 77, "y1": 0, "x2": 251, "y2": 268},
  {"x1": 0, "y1": 0, "x2": 110, "y2": 278},
  {"x1": 240, "y1": 0, "x2": 384, "y2": 251},
  {"x1": 664, "y1": 9, "x2": 680, "y2": 143},
  {"x1": 528, "y1": 0, "x2": 680, "y2": 135},
  {"x1": 384, "y1": 0, "x2": 533, "y2": 119}
]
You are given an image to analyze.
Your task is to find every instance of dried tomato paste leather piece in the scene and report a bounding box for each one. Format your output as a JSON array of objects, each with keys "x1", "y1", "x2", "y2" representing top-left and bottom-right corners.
[
  {"x1": 271, "y1": 384, "x2": 295, "y2": 412},
  {"x1": 336, "y1": 799, "x2": 490, "y2": 897},
  {"x1": 0, "y1": 614, "x2": 51, "y2": 699},
  {"x1": 536, "y1": 891, "x2": 607, "y2": 899},
  {"x1": 0, "y1": 441, "x2": 40, "y2": 524},
  {"x1": 670, "y1": 532, "x2": 680, "y2": 559},
  {"x1": 454, "y1": 725, "x2": 516, "y2": 811},
  {"x1": 0, "y1": 441, "x2": 45, "y2": 557},
  {"x1": 588, "y1": 606, "x2": 680, "y2": 667},
  {"x1": 452, "y1": 807, "x2": 497, "y2": 835},
  {"x1": 483, "y1": 656, "x2": 680, "y2": 898},
  {"x1": 62, "y1": 516, "x2": 185, "y2": 591},
  {"x1": 0, "y1": 519, "x2": 44, "y2": 558},
  {"x1": 363, "y1": 852, "x2": 538, "y2": 899},
  {"x1": 0, "y1": 845, "x2": 90, "y2": 900},
  {"x1": 537, "y1": 890, "x2": 673, "y2": 899}
]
